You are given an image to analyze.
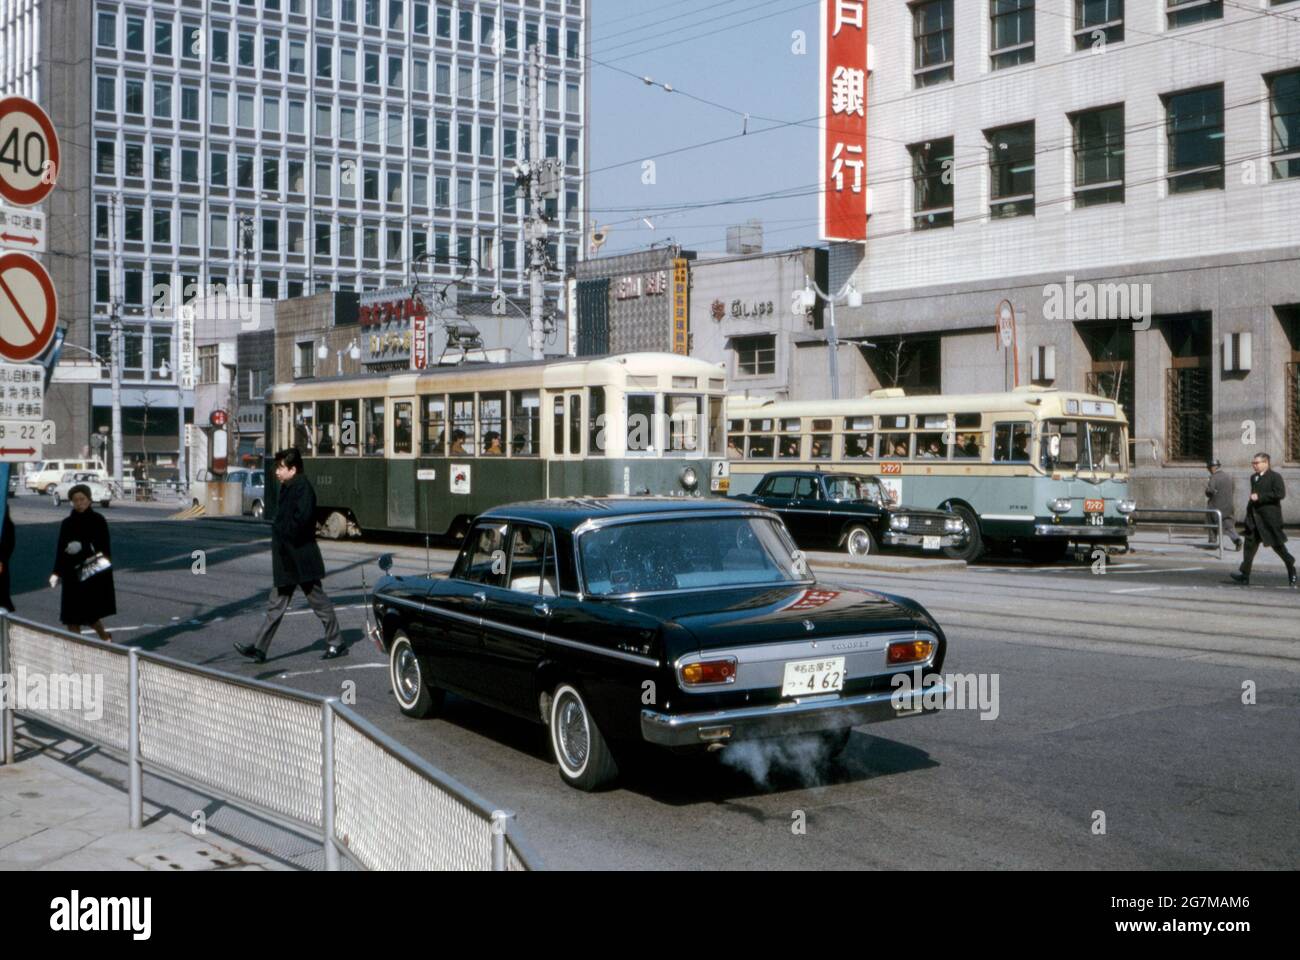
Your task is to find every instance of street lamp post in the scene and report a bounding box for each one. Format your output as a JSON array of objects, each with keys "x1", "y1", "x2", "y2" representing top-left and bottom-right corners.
[
  {"x1": 158, "y1": 358, "x2": 185, "y2": 492},
  {"x1": 800, "y1": 276, "x2": 864, "y2": 401}
]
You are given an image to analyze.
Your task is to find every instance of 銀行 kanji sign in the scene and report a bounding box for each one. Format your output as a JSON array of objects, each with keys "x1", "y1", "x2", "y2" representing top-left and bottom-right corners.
[{"x1": 820, "y1": 0, "x2": 869, "y2": 242}]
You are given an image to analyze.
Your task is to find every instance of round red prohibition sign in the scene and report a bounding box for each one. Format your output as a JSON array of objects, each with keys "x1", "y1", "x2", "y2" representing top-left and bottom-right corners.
[
  {"x1": 0, "y1": 97, "x2": 61, "y2": 207},
  {"x1": 0, "y1": 251, "x2": 58, "y2": 362}
]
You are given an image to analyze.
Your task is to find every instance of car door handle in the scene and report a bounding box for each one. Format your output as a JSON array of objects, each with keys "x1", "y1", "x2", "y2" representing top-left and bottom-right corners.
[
  {"x1": 473, "y1": 591, "x2": 487, "y2": 605},
  {"x1": 533, "y1": 602, "x2": 552, "y2": 617}
]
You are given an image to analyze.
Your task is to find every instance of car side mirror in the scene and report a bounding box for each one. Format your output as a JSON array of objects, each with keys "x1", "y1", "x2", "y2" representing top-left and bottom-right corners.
[{"x1": 377, "y1": 554, "x2": 394, "y2": 573}]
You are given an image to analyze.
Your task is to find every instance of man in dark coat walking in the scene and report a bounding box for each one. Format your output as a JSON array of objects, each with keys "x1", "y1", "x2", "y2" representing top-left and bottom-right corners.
[
  {"x1": 1231, "y1": 453, "x2": 1295, "y2": 587},
  {"x1": 235, "y1": 448, "x2": 344, "y2": 662},
  {"x1": 1205, "y1": 459, "x2": 1242, "y2": 550}
]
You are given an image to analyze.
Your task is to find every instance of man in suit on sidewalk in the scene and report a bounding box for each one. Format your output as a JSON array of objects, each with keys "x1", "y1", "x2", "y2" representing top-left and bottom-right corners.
[
  {"x1": 1231, "y1": 453, "x2": 1296, "y2": 587},
  {"x1": 235, "y1": 448, "x2": 345, "y2": 662},
  {"x1": 1205, "y1": 459, "x2": 1242, "y2": 551}
]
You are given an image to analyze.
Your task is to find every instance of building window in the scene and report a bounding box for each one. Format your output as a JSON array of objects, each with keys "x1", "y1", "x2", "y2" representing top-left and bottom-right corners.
[
  {"x1": 734, "y1": 336, "x2": 777, "y2": 377},
  {"x1": 1082, "y1": 322, "x2": 1136, "y2": 439},
  {"x1": 1269, "y1": 71, "x2": 1300, "y2": 181},
  {"x1": 1072, "y1": 105, "x2": 1125, "y2": 206},
  {"x1": 1163, "y1": 315, "x2": 1213, "y2": 463},
  {"x1": 154, "y1": 21, "x2": 172, "y2": 56},
  {"x1": 294, "y1": 341, "x2": 316, "y2": 379},
  {"x1": 198, "y1": 345, "x2": 220, "y2": 385},
  {"x1": 1075, "y1": 0, "x2": 1123, "y2": 49},
  {"x1": 238, "y1": 32, "x2": 255, "y2": 67},
  {"x1": 96, "y1": 11, "x2": 115, "y2": 47},
  {"x1": 96, "y1": 77, "x2": 115, "y2": 112},
  {"x1": 1282, "y1": 308, "x2": 1300, "y2": 462},
  {"x1": 154, "y1": 82, "x2": 172, "y2": 120},
  {"x1": 913, "y1": 0, "x2": 954, "y2": 87},
  {"x1": 990, "y1": 0, "x2": 1035, "y2": 70},
  {"x1": 1167, "y1": 0, "x2": 1221, "y2": 29},
  {"x1": 1165, "y1": 85, "x2": 1224, "y2": 194},
  {"x1": 910, "y1": 138, "x2": 954, "y2": 229},
  {"x1": 987, "y1": 122, "x2": 1035, "y2": 218},
  {"x1": 181, "y1": 86, "x2": 200, "y2": 121}
]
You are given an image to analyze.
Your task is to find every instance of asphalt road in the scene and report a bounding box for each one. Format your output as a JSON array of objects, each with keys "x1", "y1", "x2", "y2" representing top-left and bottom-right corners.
[{"x1": 5, "y1": 493, "x2": 1298, "y2": 870}]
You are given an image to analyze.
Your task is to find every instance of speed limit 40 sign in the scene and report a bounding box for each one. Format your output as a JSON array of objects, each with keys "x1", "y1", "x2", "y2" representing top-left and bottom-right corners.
[{"x1": 0, "y1": 97, "x2": 60, "y2": 207}]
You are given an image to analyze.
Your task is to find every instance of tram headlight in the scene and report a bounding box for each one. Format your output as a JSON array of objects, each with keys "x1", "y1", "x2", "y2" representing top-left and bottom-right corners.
[
  {"x1": 1116, "y1": 499, "x2": 1137, "y2": 515},
  {"x1": 1048, "y1": 498, "x2": 1073, "y2": 515},
  {"x1": 679, "y1": 466, "x2": 699, "y2": 491}
]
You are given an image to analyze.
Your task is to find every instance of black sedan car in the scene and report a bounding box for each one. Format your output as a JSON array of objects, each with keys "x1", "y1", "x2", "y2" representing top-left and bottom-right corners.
[
  {"x1": 733, "y1": 471, "x2": 967, "y2": 558},
  {"x1": 372, "y1": 498, "x2": 950, "y2": 791}
]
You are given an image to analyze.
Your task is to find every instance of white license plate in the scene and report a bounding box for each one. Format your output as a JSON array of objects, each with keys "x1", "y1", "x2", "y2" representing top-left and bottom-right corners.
[
  {"x1": 923, "y1": 536, "x2": 941, "y2": 551},
  {"x1": 781, "y1": 657, "x2": 846, "y2": 698}
]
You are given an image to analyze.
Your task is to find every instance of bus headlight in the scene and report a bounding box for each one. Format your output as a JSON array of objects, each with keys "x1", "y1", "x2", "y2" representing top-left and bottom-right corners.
[
  {"x1": 1048, "y1": 498, "x2": 1073, "y2": 514},
  {"x1": 679, "y1": 467, "x2": 699, "y2": 491},
  {"x1": 891, "y1": 516, "x2": 910, "y2": 531},
  {"x1": 1116, "y1": 499, "x2": 1137, "y2": 515}
]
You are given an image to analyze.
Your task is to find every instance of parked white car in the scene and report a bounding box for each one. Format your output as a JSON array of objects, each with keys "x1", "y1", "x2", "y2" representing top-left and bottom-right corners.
[{"x1": 51, "y1": 472, "x2": 113, "y2": 508}]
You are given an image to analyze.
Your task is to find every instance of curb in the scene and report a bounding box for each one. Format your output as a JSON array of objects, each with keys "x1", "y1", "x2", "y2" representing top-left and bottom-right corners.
[{"x1": 808, "y1": 553, "x2": 968, "y2": 574}]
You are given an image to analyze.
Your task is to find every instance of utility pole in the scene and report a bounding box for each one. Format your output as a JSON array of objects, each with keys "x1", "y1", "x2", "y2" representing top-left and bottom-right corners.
[
  {"x1": 109, "y1": 193, "x2": 124, "y2": 482},
  {"x1": 525, "y1": 45, "x2": 546, "y2": 361}
]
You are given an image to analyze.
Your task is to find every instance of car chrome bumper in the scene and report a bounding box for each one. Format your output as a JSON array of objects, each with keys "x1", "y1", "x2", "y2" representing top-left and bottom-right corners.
[
  {"x1": 640, "y1": 683, "x2": 951, "y2": 747},
  {"x1": 882, "y1": 532, "x2": 961, "y2": 547},
  {"x1": 1034, "y1": 524, "x2": 1129, "y2": 538}
]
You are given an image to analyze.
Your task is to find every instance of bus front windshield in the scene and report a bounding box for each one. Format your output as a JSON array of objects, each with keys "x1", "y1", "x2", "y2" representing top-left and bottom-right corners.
[{"x1": 1041, "y1": 420, "x2": 1127, "y2": 472}]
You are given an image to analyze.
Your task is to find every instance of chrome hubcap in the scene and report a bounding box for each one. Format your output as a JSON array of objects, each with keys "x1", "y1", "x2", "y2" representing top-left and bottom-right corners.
[
  {"x1": 396, "y1": 646, "x2": 420, "y2": 703},
  {"x1": 849, "y1": 531, "x2": 870, "y2": 555},
  {"x1": 556, "y1": 695, "x2": 589, "y2": 771}
]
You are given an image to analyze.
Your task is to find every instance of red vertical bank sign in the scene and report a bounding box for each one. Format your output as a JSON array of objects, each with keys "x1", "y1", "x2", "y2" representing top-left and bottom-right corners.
[{"x1": 820, "y1": 0, "x2": 868, "y2": 242}]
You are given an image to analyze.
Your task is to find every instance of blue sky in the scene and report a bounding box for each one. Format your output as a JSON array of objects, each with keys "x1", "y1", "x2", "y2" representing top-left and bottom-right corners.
[{"x1": 588, "y1": 0, "x2": 826, "y2": 256}]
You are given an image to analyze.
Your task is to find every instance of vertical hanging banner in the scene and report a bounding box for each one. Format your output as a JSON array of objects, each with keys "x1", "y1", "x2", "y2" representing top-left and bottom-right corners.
[
  {"x1": 672, "y1": 258, "x2": 690, "y2": 355},
  {"x1": 820, "y1": 0, "x2": 869, "y2": 242}
]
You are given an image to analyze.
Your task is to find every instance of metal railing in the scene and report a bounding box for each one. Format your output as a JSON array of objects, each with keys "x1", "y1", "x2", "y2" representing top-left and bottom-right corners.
[
  {"x1": 0, "y1": 614, "x2": 537, "y2": 871},
  {"x1": 1131, "y1": 507, "x2": 1225, "y2": 560}
]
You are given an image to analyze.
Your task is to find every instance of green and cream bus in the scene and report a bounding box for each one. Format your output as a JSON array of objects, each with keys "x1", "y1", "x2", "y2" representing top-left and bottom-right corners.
[
  {"x1": 726, "y1": 387, "x2": 1135, "y2": 562},
  {"x1": 266, "y1": 353, "x2": 730, "y2": 539}
]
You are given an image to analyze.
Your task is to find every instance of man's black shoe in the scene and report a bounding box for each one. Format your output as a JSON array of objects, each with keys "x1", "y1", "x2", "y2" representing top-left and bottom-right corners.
[
  {"x1": 1289, "y1": 569, "x2": 1298, "y2": 588},
  {"x1": 233, "y1": 641, "x2": 266, "y2": 664},
  {"x1": 322, "y1": 644, "x2": 347, "y2": 661},
  {"x1": 1229, "y1": 572, "x2": 1250, "y2": 586}
]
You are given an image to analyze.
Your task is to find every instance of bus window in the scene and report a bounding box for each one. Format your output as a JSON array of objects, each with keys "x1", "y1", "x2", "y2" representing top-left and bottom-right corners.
[
  {"x1": 569, "y1": 394, "x2": 583, "y2": 457},
  {"x1": 511, "y1": 391, "x2": 540, "y2": 457},
  {"x1": 668, "y1": 395, "x2": 700, "y2": 453},
  {"x1": 422, "y1": 396, "x2": 446, "y2": 456},
  {"x1": 553, "y1": 396, "x2": 567, "y2": 456},
  {"x1": 393, "y1": 402, "x2": 414, "y2": 455},
  {"x1": 481, "y1": 393, "x2": 505, "y2": 457},
  {"x1": 748, "y1": 419, "x2": 774, "y2": 434},
  {"x1": 811, "y1": 436, "x2": 832, "y2": 460},
  {"x1": 1040, "y1": 420, "x2": 1082, "y2": 469},
  {"x1": 1087, "y1": 421, "x2": 1125, "y2": 471},
  {"x1": 845, "y1": 433, "x2": 875, "y2": 459},
  {"x1": 812, "y1": 419, "x2": 833, "y2": 433},
  {"x1": 781, "y1": 418, "x2": 801, "y2": 434},
  {"x1": 339, "y1": 400, "x2": 361, "y2": 456},
  {"x1": 994, "y1": 423, "x2": 1032, "y2": 463},
  {"x1": 917, "y1": 433, "x2": 946, "y2": 459},
  {"x1": 363, "y1": 399, "x2": 385, "y2": 456},
  {"x1": 880, "y1": 415, "x2": 908, "y2": 431},
  {"x1": 709, "y1": 397, "x2": 725, "y2": 458},
  {"x1": 317, "y1": 401, "x2": 337, "y2": 455},
  {"x1": 588, "y1": 387, "x2": 607, "y2": 457},
  {"x1": 627, "y1": 395, "x2": 655, "y2": 453},
  {"x1": 954, "y1": 432, "x2": 983, "y2": 459},
  {"x1": 779, "y1": 435, "x2": 801, "y2": 459},
  {"x1": 514, "y1": 392, "x2": 542, "y2": 456},
  {"x1": 748, "y1": 435, "x2": 775, "y2": 459},
  {"x1": 881, "y1": 433, "x2": 911, "y2": 459},
  {"x1": 451, "y1": 394, "x2": 475, "y2": 456},
  {"x1": 294, "y1": 402, "x2": 315, "y2": 455}
]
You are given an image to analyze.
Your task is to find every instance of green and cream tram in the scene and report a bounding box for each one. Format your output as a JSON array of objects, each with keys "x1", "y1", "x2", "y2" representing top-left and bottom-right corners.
[
  {"x1": 726, "y1": 387, "x2": 1135, "y2": 562},
  {"x1": 266, "y1": 353, "x2": 730, "y2": 538}
]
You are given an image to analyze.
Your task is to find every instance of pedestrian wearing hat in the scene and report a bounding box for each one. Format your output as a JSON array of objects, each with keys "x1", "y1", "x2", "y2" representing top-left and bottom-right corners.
[
  {"x1": 1231, "y1": 453, "x2": 1296, "y2": 587},
  {"x1": 1205, "y1": 460, "x2": 1242, "y2": 551}
]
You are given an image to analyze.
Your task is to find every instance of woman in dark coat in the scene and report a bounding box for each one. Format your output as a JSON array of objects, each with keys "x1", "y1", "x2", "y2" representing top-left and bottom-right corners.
[{"x1": 48, "y1": 484, "x2": 115, "y2": 641}]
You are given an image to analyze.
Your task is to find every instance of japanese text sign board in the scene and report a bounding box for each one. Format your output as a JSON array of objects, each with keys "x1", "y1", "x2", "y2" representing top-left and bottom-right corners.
[
  {"x1": 0, "y1": 361, "x2": 44, "y2": 421},
  {"x1": 0, "y1": 203, "x2": 46, "y2": 252},
  {"x1": 820, "y1": 0, "x2": 868, "y2": 242}
]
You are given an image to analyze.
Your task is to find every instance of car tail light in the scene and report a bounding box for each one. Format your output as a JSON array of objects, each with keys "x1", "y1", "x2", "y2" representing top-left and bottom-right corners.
[
  {"x1": 887, "y1": 639, "x2": 935, "y2": 665},
  {"x1": 681, "y1": 658, "x2": 738, "y2": 686}
]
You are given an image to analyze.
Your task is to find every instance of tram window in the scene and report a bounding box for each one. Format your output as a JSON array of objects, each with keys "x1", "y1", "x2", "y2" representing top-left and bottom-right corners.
[
  {"x1": 588, "y1": 387, "x2": 607, "y2": 457},
  {"x1": 667, "y1": 395, "x2": 701, "y2": 453},
  {"x1": 393, "y1": 402, "x2": 414, "y2": 455},
  {"x1": 881, "y1": 433, "x2": 912, "y2": 459},
  {"x1": 422, "y1": 396, "x2": 446, "y2": 456},
  {"x1": 294, "y1": 402, "x2": 315, "y2": 456},
  {"x1": 339, "y1": 400, "x2": 360, "y2": 456},
  {"x1": 451, "y1": 394, "x2": 475, "y2": 456},
  {"x1": 994, "y1": 423, "x2": 1032, "y2": 463},
  {"x1": 317, "y1": 401, "x2": 337, "y2": 455},
  {"x1": 916, "y1": 414, "x2": 949, "y2": 430},
  {"x1": 811, "y1": 436, "x2": 832, "y2": 460},
  {"x1": 748, "y1": 419, "x2": 774, "y2": 434},
  {"x1": 917, "y1": 433, "x2": 946, "y2": 459},
  {"x1": 480, "y1": 392, "x2": 505, "y2": 457},
  {"x1": 845, "y1": 433, "x2": 875, "y2": 459},
  {"x1": 569, "y1": 394, "x2": 583, "y2": 457},
  {"x1": 553, "y1": 396, "x2": 566, "y2": 456},
  {"x1": 510, "y1": 391, "x2": 540, "y2": 457},
  {"x1": 709, "y1": 397, "x2": 725, "y2": 457},
  {"x1": 812, "y1": 419, "x2": 833, "y2": 433},
  {"x1": 728, "y1": 434, "x2": 745, "y2": 459},
  {"x1": 955, "y1": 432, "x2": 984, "y2": 459},
  {"x1": 954, "y1": 413, "x2": 982, "y2": 429},
  {"x1": 781, "y1": 418, "x2": 801, "y2": 434},
  {"x1": 627, "y1": 394, "x2": 655, "y2": 453},
  {"x1": 778, "y1": 435, "x2": 801, "y2": 459},
  {"x1": 363, "y1": 399, "x2": 385, "y2": 456},
  {"x1": 275, "y1": 405, "x2": 291, "y2": 450},
  {"x1": 748, "y1": 435, "x2": 775, "y2": 459},
  {"x1": 880, "y1": 415, "x2": 908, "y2": 431}
]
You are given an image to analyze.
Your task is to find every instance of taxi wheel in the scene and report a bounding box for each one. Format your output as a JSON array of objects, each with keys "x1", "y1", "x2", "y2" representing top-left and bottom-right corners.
[
  {"x1": 52, "y1": 494, "x2": 61, "y2": 506},
  {"x1": 942, "y1": 506, "x2": 983, "y2": 562},
  {"x1": 549, "y1": 683, "x2": 618, "y2": 792},
  {"x1": 389, "y1": 631, "x2": 444, "y2": 719},
  {"x1": 844, "y1": 525, "x2": 877, "y2": 557},
  {"x1": 250, "y1": 500, "x2": 264, "y2": 519}
]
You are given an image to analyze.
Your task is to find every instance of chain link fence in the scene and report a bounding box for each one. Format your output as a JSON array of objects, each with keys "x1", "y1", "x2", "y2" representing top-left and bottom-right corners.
[{"x1": 0, "y1": 613, "x2": 537, "y2": 871}]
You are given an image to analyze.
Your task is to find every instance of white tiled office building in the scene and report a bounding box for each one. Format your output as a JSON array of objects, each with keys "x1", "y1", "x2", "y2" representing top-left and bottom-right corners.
[
  {"x1": 825, "y1": 0, "x2": 1300, "y2": 515},
  {"x1": 1, "y1": 0, "x2": 589, "y2": 474}
]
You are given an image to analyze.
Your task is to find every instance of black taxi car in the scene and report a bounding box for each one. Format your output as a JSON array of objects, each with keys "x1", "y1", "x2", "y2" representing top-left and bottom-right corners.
[
  {"x1": 372, "y1": 498, "x2": 950, "y2": 791},
  {"x1": 733, "y1": 471, "x2": 967, "y2": 557}
]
